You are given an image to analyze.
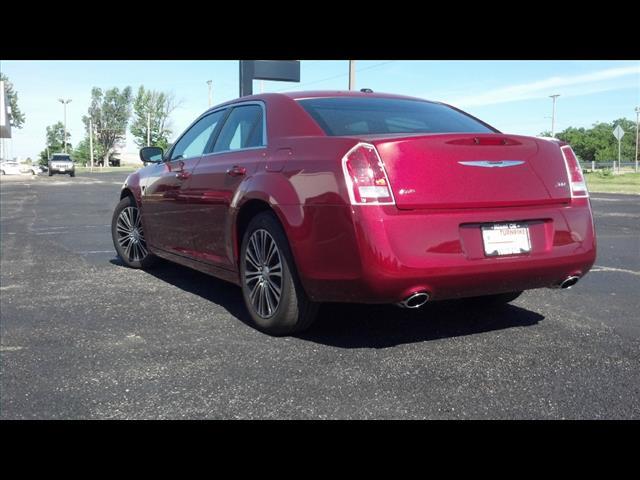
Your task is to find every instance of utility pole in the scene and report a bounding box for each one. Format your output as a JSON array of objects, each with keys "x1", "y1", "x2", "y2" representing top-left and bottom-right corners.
[
  {"x1": 147, "y1": 110, "x2": 151, "y2": 146},
  {"x1": 549, "y1": 94, "x2": 560, "y2": 137},
  {"x1": 58, "y1": 98, "x2": 72, "y2": 153},
  {"x1": 635, "y1": 106, "x2": 639, "y2": 173},
  {"x1": 89, "y1": 118, "x2": 94, "y2": 171},
  {"x1": 207, "y1": 80, "x2": 213, "y2": 107},
  {"x1": 348, "y1": 60, "x2": 356, "y2": 90}
]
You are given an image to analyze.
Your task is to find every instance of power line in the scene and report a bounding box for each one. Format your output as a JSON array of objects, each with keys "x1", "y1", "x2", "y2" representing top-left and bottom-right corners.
[{"x1": 276, "y1": 61, "x2": 395, "y2": 92}]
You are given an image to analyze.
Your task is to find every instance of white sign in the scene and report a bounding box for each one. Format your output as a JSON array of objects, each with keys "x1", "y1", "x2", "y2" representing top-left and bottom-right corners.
[{"x1": 613, "y1": 125, "x2": 625, "y2": 141}]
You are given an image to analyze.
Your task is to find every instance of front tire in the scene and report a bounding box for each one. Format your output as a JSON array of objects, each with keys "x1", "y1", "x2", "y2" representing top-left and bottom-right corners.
[
  {"x1": 240, "y1": 212, "x2": 319, "y2": 336},
  {"x1": 111, "y1": 195, "x2": 157, "y2": 269}
]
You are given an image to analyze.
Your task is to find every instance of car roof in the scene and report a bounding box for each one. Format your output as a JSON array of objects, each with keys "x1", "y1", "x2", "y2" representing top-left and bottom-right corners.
[
  {"x1": 280, "y1": 90, "x2": 438, "y2": 102},
  {"x1": 204, "y1": 90, "x2": 442, "y2": 114}
]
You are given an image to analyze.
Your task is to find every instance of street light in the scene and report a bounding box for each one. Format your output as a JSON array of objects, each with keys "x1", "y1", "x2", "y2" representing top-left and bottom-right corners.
[
  {"x1": 635, "y1": 106, "x2": 639, "y2": 173},
  {"x1": 207, "y1": 80, "x2": 213, "y2": 107},
  {"x1": 549, "y1": 94, "x2": 560, "y2": 137},
  {"x1": 58, "y1": 98, "x2": 72, "y2": 153}
]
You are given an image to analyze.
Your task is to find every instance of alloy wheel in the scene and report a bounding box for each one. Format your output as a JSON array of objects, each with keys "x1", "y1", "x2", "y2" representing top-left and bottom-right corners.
[
  {"x1": 244, "y1": 229, "x2": 283, "y2": 318},
  {"x1": 115, "y1": 206, "x2": 149, "y2": 263}
]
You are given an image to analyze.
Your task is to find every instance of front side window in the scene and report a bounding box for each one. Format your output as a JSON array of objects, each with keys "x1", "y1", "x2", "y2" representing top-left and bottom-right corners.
[
  {"x1": 212, "y1": 105, "x2": 264, "y2": 153},
  {"x1": 297, "y1": 97, "x2": 496, "y2": 136},
  {"x1": 170, "y1": 110, "x2": 225, "y2": 161}
]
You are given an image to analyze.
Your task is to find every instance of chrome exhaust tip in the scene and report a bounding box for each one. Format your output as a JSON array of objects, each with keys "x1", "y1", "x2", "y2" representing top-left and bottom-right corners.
[
  {"x1": 396, "y1": 292, "x2": 430, "y2": 309},
  {"x1": 559, "y1": 276, "x2": 580, "y2": 289}
]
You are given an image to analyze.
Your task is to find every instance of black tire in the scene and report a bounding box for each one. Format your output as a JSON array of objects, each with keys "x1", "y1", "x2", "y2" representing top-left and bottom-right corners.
[
  {"x1": 111, "y1": 195, "x2": 158, "y2": 269},
  {"x1": 240, "y1": 211, "x2": 319, "y2": 336},
  {"x1": 464, "y1": 291, "x2": 523, "y2": 308},
  {"x1": 48, "y1": 171, "x2": 53, "y2": 176},
  {"x1": 69, "y1": 171, "x2": 75, "y2": 177},
  {"x1": 1, "y1": 170, "x2": 4, "y2": 175}
]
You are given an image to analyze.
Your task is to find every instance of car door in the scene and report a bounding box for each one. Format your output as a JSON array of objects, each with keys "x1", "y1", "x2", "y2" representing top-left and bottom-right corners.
[
  {"x1": 141, "y1": 109, "x2": 226, "y2": 256},
  {"x1": 185, "y1": 103, "x2": 267, "y2": 269}
]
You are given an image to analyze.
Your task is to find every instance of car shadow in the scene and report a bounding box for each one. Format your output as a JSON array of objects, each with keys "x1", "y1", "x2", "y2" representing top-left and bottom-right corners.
[
  {"x1": 110, "y1": 258, "x2": 545, "y2": 349},
  {"x1": 297, "y1": 301, "x2": 544, "y2": 349}
]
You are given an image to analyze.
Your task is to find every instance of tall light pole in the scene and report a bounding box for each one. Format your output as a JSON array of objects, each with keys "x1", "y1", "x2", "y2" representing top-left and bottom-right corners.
[
  {"x1": 147, "y1": 110, "x2": 151, "y2": 147},
  {"x1": 349, "y1": 60, "x2": 356, "y2": 90},
  {"x1": 635, "y1": 106, "x2": 639, "y2": 173},
  {"x1": 89, "y1": 118, "x2": 94, "y2": 171},
  {"x1": 549, "y1": 94, "x2": 560, "y2": 137},
  {"x1": 207, "y1": 80, "x2": 212, "y2": 107},
  {"x1": 58, "y1": 98, "x2": 72, "y2": 153}
]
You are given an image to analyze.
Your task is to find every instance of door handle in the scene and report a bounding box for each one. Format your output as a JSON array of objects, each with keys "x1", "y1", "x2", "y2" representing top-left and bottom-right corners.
[
  {"x1": 226, "y1": 165, "x2": 247, "y2": 177},
  {"x1": 175, "y1": 171, "x2": 191, "y2": 180}
]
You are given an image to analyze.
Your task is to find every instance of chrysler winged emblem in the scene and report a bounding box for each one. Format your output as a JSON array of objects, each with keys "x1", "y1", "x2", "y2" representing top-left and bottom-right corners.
[{"x1": 458, "y1": 160, "x2": 525, "y2": 168}]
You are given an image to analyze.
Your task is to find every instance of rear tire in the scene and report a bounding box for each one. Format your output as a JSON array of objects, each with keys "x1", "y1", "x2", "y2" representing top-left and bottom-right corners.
[
  {"x1": 48, "y1": 171, "x2": 53, "y2": 176},
  {"x1": 111, "y1": 195, "x2": 158, "y2": 269},
  {"x1": 69, "y1": 171, "x2": 75, "y2": 177},
  {"x1": 240, "y1": 211, "x2": 319, "y2": 336}
]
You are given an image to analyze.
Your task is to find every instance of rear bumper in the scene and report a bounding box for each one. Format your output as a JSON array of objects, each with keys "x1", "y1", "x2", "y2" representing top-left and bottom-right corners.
[{"x1": 287, "y1": 199, "x2": 596, "y2": 303}]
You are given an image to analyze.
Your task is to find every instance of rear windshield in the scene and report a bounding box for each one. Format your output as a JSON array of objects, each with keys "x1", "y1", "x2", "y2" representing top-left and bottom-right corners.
[
  {"x1": 52, "y1": 155, "x2": 71, "y2": 161},
  {"x1": 297, "y1": 97, "x2": 496, "y2": 136}
]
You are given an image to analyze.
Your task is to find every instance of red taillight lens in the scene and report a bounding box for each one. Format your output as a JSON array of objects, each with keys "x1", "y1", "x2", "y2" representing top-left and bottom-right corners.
[
  {"x1": 560, "y1": 145, "x2": 588, "y2": 198},
  {"x1": 342, "y1": 143, "x2": 395, "y2": 205}
]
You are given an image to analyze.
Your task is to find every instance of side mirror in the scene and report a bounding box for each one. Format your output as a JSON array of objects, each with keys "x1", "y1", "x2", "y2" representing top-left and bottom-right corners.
[{"x1": 140, "y1": 146, "x2": 164, "y2": 164}]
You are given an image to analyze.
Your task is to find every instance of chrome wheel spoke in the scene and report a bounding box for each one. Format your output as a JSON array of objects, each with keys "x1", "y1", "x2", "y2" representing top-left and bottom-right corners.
[
  {"x1": 245, "y1": 270, "x2": 262, "y2": 281},
  {"x1": 266, "y1": 278, "x2": 281, "y2": 296},
  {"x1": 265, "y1": 238, "x2": 277, "y2": 265},
  {"x1": 269, "y1": 262, "x2": 282, "y2": 278},
  {"x1": 246, "y1": 247, "x2": 261, "y2": 270}
]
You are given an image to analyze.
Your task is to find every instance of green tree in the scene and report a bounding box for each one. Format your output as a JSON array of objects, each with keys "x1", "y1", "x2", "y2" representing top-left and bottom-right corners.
[
  {"x1": 130, "y1": 86, "x2": 180, "y2": 151},
  {"x1": 72, "y1": 135, "x2": 106, "y2": 167},
  {"x1": 82, "y1": 86, "x2": 133, "y2": 166},
  {"x1": 541, "y1": 118, "x2": 638, "y2": 163},
  {"x1": 38, "y1": 122, "x2": 72, "y2": 165},
  {"x1": 0, "y1": 73, "x2": 25, "y2": 129}
]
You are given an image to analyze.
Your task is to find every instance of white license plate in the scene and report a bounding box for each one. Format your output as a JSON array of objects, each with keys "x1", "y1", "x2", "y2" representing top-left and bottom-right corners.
[
  {"x1": 481, "y1": 223, "x2": 531, "y2": 256},
  {"x1": 58, "y1": 168, "x2": 65, "y2": 172}
]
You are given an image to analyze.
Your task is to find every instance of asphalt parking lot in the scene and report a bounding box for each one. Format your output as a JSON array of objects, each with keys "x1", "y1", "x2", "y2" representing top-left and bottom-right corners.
[{"x1": 1, "y1": 172, "x2": 638, "y2": 419}]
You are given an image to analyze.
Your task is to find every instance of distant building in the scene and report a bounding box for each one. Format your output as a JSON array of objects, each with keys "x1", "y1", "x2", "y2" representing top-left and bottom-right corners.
[{"x1": 118, "y1": 151, "x2": 144, "y2": 166}]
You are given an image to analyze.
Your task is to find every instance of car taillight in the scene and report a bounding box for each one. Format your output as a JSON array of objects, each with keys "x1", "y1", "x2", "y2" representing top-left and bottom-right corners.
[
  {"x1": 342, "y1": 143, "x2": 395, "y2": 205},
  {"x1": 560, "y1": 145, "x2": 588, "y2": 198}
]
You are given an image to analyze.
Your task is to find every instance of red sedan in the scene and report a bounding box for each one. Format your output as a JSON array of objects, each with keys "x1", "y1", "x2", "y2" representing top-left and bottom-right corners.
[{"x1": 111, "y1": 91, "x2": 596, "y2": 335}]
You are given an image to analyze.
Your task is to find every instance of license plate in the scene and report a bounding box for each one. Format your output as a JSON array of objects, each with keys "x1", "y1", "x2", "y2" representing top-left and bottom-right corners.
[{"x1": 481, "y1": 223, "x2": 531, "y2": 256}]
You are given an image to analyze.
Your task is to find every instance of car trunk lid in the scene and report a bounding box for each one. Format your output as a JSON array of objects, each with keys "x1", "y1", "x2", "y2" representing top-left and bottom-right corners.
[{"x1": 367, "y1": 133, "x2": 571, "y2": 209}]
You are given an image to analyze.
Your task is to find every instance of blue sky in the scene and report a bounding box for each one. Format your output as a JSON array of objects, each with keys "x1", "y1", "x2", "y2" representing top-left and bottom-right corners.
[{"x1": 1, "y1": 60, "x2": 638, "y2": 160}]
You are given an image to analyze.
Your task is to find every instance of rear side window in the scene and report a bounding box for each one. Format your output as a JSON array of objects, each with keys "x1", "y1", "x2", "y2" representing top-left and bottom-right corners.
[
  {"x1": 297, "y1": 97, "x2": 495, "y2": 136},
  {"x1": 213, "y1": 105, "x2": 264, "y2": 153}
]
